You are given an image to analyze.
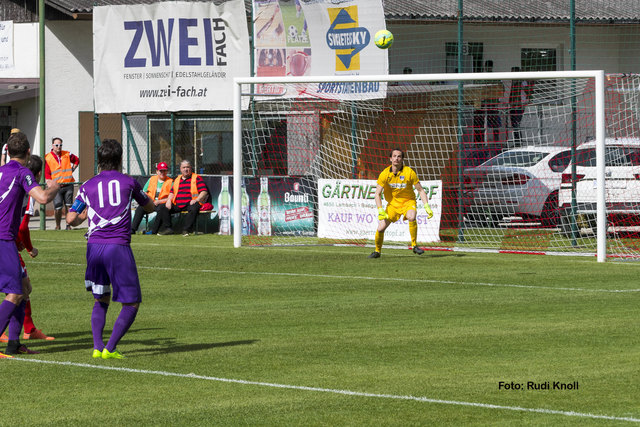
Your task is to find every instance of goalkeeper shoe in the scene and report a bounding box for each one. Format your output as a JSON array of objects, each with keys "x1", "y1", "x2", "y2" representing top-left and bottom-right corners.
[
  {"x1": 368, "y1": 251, "x2": 381, "y2": 259},
  {"x1": 92, "y1": 349, "x2": 102, "y2": 358},
  {"x1": 0, "y1": 351, "x2": 13, "y2": 359},
  {"x1": 102, "y1": 348, "x2": 125, "y2": 359},
  {"x1": 413, "y1": 246, "x2": 425, "y2": 255}
]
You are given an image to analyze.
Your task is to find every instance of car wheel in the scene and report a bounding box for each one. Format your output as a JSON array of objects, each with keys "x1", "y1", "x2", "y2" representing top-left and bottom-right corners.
[{"x1": 540, "y1": 192, "x2": 560, "y2": 227}]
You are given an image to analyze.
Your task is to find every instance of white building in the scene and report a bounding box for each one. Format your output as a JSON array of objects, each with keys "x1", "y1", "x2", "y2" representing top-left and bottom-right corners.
[{"x1": 0, "y1": 0, "x2": 637, "y2": 181}]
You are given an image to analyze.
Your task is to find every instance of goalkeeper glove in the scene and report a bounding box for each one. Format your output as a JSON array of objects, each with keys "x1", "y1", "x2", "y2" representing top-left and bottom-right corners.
[
  {"x1": 378, "y1": 207, "x2": 389, "y2": 220},
  {"x1": 425, "y1": 203, "x2": 434, "y2": 219}
]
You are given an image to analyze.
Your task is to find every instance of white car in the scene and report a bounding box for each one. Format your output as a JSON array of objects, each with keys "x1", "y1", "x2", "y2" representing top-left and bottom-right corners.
[
  {"x1": 558, "y1": 137, "x2": 640, "y2": 235},
  {"x1": 464, "y1": 146, "x2": 572, "y2": 227}
]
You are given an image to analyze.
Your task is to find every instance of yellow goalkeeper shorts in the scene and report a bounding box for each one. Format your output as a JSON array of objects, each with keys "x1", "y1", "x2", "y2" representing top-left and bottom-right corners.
[{"x1": 386, "y1": 199, "x2": 417, "y2": 222}]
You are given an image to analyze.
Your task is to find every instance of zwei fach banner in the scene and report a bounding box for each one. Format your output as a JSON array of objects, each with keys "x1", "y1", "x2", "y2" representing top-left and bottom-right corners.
[
  {"x1": 93, "y1": 0, "x2": 250, "y2": 113},
  {"x1": 252, "y1": 0, "x2": 388, "y2": 99},
  {"x1": 317, "y1": 179, "x2": 442, "y2": 243}
]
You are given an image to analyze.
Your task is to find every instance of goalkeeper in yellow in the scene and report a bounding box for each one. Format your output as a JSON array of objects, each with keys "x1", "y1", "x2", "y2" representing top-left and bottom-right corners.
[{"x1": 368, "y1": 148, "x2": 433, "y2": 258}]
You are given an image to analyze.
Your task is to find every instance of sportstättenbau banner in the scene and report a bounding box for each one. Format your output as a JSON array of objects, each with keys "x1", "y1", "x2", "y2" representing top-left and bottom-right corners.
[
  {"x1": 93, "y1": 1, "x2": 250, "y2": 113},
  {"x1": 252, "y1": 0, "x2": 388, "y2": 99}
]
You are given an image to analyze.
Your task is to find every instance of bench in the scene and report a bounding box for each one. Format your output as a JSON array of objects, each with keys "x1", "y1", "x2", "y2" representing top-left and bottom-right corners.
[{"x1": 135, "y1": 209, "x2": 215, "y2": 234}]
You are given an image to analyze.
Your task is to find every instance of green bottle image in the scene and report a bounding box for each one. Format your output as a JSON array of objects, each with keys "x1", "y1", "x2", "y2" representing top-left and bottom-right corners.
[
  {"x1": 218, "y1": 176, "x2": 231, "y2": 235},
  {"x1": 258, "y1": 177, "x2": 271, "y2": 236},
  {"x1": 241, "y1": 178, "x2": 251, "y2": 235}
]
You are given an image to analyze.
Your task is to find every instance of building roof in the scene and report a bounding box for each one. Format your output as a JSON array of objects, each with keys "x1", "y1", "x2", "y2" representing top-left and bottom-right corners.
[
  {"x1": 44, "y1": 0, "x2": 640, "y2": 23},
  {"x1": 384, "y1": 0, "x2": 640, "y2": 23}
]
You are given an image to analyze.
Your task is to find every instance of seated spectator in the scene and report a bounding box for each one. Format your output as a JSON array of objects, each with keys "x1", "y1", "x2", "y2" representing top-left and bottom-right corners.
[
  {"x1": 154, "y1": 160, "x2": 208, "y2": 236},
  {"x1": 131, "y1": 162, "x2": 173, "y2": 234}
]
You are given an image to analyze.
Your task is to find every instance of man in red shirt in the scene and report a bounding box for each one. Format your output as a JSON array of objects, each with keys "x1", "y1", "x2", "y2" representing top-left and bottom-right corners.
[
  {"x1": 45, "y1": 137, "x2": 79, "y2": 230},
  {"x1": 153, "y1": 160, "x2": 208, "y2": 236},
  {"x1": 0, "y1": 155, "x2": 55, "y2": 351}
]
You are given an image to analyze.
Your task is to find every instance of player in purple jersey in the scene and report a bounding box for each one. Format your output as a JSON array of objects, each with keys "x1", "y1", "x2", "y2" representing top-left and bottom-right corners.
[
  {"x1": 67, "y1": 139, "x2": 153, "y2": 360},
  {"x1": 0, "y1": 132, "x2": 60, "y2": 358}
]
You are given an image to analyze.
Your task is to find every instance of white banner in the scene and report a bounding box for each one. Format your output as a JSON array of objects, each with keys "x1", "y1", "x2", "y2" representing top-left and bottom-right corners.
[
  {"x1": 253, "y1": 0, "x2": 388, "y2": 99},
  {"x1": 0, "y1": 21, "x2": 14, "y2": 70},
  {"x1": 318, "y1": 179, "x2": 442, "y2": 243},
  {"x1": 93, "y1": 1, "x2": 250, "y2": 113}
]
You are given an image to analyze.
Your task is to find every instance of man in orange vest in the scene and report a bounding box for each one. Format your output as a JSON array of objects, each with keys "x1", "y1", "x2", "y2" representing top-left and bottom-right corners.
[
  {"x1": 131, "y1": 162, "x2": 173, "y2": 234},
  {"x1": 154, "y1": 160, "x2": 208, "y2": 236},
  {"x1": 44, "y1": 137, "x2": 79, "y2": 230}
]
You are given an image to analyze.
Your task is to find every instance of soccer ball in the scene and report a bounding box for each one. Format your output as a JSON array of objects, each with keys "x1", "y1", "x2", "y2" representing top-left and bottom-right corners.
[
  {"x1": 374, "y1": 29, "x2": 394, "y2": 49},
  {"x1": 288, "y1": 25, "x2": 298, "y2": 41}
]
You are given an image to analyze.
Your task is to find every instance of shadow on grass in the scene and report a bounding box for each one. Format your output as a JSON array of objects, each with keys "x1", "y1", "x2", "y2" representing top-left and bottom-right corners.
[
  {"x1": 129, "y1": 339, "x2": 259, "y2": 356},
  {"x1": 15, "y1": 327, "x2": 258, "y2": 356},
  {"x1": 424, "y1": 253, "x2": 466, "y2": 258}
]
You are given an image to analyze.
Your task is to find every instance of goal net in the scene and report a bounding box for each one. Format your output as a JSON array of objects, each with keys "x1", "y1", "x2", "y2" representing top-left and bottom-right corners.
[{"x1": 231, "y1": 71, "x2": 639, "y2": 261}]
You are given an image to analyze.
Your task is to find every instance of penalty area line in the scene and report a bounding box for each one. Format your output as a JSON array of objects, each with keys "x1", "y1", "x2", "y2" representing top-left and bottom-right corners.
[
  {"x1": 8, "y1": 358, "x2": 640, "y2": 423},
  {"x1": 31, "y1": 260, "x2": 640, "y2": 293}
]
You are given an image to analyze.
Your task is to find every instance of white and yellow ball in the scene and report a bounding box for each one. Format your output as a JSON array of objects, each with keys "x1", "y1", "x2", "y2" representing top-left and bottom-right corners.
[{"x1": 374, "y1": 29, "x2": 394, "y2": 49}]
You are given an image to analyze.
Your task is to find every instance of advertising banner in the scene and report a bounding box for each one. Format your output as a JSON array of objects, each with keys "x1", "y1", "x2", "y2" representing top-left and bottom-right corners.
[
  {"x1": 210, "y1": 176, "x2": 315, "y2": 236},
  {"x1": 252, "y1": 0, "x2": 388, "y2": 99},
  {"x1": 318, "y1": 179, "x2": 442, "y2": 243},
  {"x1": 0, "y1": 21, "x2": 13, "y2": 70},
  {"x1": 93, "y1": 0, "x2": 250, "y2": 113}
]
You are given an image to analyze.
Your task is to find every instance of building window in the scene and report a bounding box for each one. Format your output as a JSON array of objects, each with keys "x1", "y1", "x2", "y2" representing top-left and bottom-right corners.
[
  {"x1": 445, "y1": 42, "x2": 484, "y2": 73},
  {"x1": 521, "y1": 48, "x2": 558, "y2": 102},
  {"x1": 147, "y1": 116, "x2": 288, "y2": 176}
]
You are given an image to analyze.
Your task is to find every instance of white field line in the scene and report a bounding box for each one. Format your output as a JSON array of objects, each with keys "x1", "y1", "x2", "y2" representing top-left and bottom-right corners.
[
  {"x1": 8, "y1": 358, "x2": 640, "y2": 423},
  {"x1": 35, "y1": 237, "x2": 640, "y2": 263},
  {"x1": 31, "y1": 260, "x2": 640, "y2": 294}
]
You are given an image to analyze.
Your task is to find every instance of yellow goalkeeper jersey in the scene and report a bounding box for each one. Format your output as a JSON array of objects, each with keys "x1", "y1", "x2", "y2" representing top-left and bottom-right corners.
[{"x1": 377, "y1": 165, "x2": 418, "y2": 206}]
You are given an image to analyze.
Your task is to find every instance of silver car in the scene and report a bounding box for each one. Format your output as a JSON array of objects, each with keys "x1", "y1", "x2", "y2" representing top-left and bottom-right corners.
[{"x1": 464, "y1": 146, "x2": 572, "y2": 227}]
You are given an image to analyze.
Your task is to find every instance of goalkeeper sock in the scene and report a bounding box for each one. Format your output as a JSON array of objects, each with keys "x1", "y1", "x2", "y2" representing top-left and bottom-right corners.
[
  {"x1": 375, "y1": 230, "x2": 384, "y2": 253},
  {"x1": 409, "y1": 220, "x2": 418, "y2": 247}
]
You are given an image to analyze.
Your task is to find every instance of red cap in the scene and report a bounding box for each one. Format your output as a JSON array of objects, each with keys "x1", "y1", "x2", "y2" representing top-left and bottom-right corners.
[{"x1": 157, "y1": 162, "x2": 169, "y2": 171}]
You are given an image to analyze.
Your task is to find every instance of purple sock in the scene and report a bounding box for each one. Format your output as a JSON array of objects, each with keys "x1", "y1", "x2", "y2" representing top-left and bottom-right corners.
[
  {"x1": 0, "y1": 300, "x2": 17, "y2": 338},
  {"x1": 91, "y1": 301, "x2": 109, "y2": 351},
  {"x1": 8, "y1": 300, "x2": 26, "y2": 340},
  {"x1": 105, "y1": 305, "x2": 138, "y2": 352}
]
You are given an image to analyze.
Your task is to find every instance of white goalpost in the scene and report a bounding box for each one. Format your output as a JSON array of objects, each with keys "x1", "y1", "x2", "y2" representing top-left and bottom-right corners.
[{"x1": 233, "y1": 71, "x2": 614, "y2": 261}]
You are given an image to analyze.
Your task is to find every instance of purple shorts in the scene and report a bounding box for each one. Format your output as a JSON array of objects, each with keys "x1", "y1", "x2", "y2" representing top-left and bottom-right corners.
[
  {"x1": 0, "y1": 240, "x2": 22, "y2": 294},
  {"x1": 85, "y1": 243, "x2": 142, "y2": 304}
]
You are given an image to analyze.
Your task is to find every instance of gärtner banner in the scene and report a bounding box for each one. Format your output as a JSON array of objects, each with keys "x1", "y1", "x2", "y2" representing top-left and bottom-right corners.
[
  {"x1": 93, "y1": 0, "x2": 250, "y2": 113},
  {"x1": 318, "y1": 179, "x2": 442, "y2": 243},
  {"x1": 252, "y1": 0, "x2": 388, "y2": 99}
]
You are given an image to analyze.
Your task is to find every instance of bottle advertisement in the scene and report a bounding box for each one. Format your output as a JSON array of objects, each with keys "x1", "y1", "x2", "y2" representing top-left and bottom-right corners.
[{"x1": 212, "y1": 176, "x2": 315, "y2": 236}]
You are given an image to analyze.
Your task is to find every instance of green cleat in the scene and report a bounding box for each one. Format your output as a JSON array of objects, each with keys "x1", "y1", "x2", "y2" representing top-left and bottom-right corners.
[
  {"x1": 101, "y1": 348, "x2": 124, "y2": 359},
  {"x1": 92, "y1": 349, "x2": 102, "y2": 358}
]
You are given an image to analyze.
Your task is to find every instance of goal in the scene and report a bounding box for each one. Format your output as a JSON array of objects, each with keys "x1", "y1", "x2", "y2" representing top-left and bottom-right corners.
[{"x1": 230, "y1": 71, "x2": 635, "y2": 262}]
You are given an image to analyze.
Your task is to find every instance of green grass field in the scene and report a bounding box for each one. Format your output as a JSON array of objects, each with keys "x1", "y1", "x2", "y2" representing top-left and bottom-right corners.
[{"x1": 3, "y1": 231, "x2": 639, "y2": 425}]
